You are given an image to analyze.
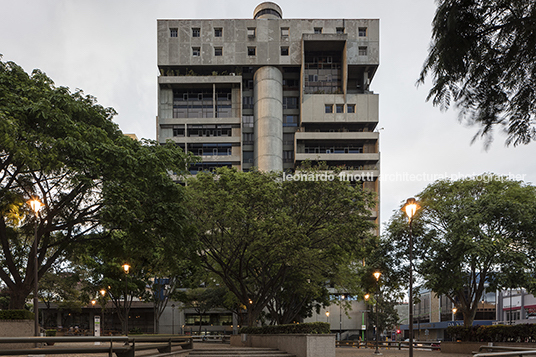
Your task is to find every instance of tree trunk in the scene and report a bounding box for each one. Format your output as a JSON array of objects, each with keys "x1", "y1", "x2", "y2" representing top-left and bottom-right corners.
[{"x1": 9, "y1": 286, "x2": 32, "y2": 310}]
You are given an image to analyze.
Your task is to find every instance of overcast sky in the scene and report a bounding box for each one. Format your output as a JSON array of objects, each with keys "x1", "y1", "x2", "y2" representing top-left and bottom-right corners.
[{"x1": 2, "y1": 0, "x2": 535, "y2": 231}]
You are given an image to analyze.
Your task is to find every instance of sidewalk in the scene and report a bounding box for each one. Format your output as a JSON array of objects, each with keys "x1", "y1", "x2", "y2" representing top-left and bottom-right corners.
[{"x1": 335, "y1": 346, "x2": 471, "y2": 357}]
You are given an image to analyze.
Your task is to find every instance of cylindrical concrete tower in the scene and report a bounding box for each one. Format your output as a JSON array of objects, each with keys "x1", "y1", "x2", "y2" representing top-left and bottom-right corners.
[
  {"x1": 254, "y1": 66, "x2": 283, "y2": 172},
  {"x1": 253, "y1": 2, "x2": 283, "y2": 19}
]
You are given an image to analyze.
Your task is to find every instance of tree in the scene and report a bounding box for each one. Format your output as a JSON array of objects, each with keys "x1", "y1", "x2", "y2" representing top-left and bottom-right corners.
[
  {"x1": 186, "y1": 167, "x2": 377, "y2": 326},
  {"x1": 384, "y1": 175, "x2": 536, "y2": 326},
  {"x1": 418, "y1": 0, "x2": 536, "y2": 146},
  {"x1": 0, "y1": 59, "x2": 193, "y2": 309}
]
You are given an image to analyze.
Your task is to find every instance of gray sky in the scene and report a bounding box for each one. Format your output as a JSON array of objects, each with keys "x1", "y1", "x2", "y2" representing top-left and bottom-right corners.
[{"x1": 2, "y1": 0, "x2": 535, "y2": 231}]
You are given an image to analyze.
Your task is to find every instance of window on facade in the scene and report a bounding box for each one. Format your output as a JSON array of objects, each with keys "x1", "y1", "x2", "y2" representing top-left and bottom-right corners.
[
  {"x1": 243, "y1": 133, "x2": 254, "y2": 145},
  {"x1": 247, "y1": 27, "x2": 256, "y2": 37},
  {"x1": 283, "y1": 97, "x2": 299, "y2": 110},
  {"x1": 336, "y1": 104, "x2": 344, "y2": 113},
  {"x1": 242, "y1": 116, "x2": 254, "y2": 128},
  {"x1": 283, "y1": 150, "x2": 294, "y2": 163},
  {"x1": 314, "y1": 27, "x2": 323, "y2": 34},
  {"x1": 214, "y1": 28, "x2": 223, "y2": 37},
  {"x1": 283, "y1": 115, "x2": 298, "y2": 127},
  {"x1": 243, "y1": 96, "x2": 254, "y2": 109},
  {"x1": 172, "y1": 126, "x2": 185, "y2": 137},
  {"x1": 281, "y1": 47, "x2": 289, "y2": 56},
  {"x1": 214, "y1": 47, "x2": 223, "y2": 56},
  {"x1": 192, "y1": 28, "x2": 200, "y2": 37},
  {"x1": 170, "y1": 28, "x2": 178, "y2": 37},
  {"x1": 358, "y1": 46, "x2": 368, "y2": 56},
  {"x1": 325, "y1": 104, "x2": 333, "y2": 113},
  {"x1": 247, "y1": 47, "x2": 256, "y2": 56},
  {"x1": 281, "y1": 27, "x2": 289, "y2": 38},
  {"x1": 192, "y1": 47, "x2": 201, "y2": 57},
  {"x1": 359, "y1": 27, "x2": 367, "y2": 37},
  {"x1": 336, "y1": 27, "x2": 344, "y2": 34},
  {"x1": 347, "y1": 104, "x2": 356, "y2": 113},
  {"x1": 243, "y1": 151, "x2": 254, "y2": 164},
  {"x1": 283, "y1": 133, "x2": 294, "y2": 145}
]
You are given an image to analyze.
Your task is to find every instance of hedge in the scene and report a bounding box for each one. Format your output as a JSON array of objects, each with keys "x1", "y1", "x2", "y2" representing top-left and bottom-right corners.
[
  {"x1": 447, "y1": 324, "x2": 536, "y2": 343},
  {"x1": 239, "y1": 322, "x2": 331, "y2": 335},
  {"x1": 0, "y1": 310, "x2": 35, "y2": 320}
]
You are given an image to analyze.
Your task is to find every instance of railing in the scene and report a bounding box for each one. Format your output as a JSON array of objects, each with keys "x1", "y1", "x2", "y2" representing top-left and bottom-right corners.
[
  {"x1": 474, "y1": 345, "x2": 536, "y2": 357},
  {"x1": 191, "y1": 334, "x2": 230, "y2": 343},
  {"x1": 336, "y1": 340, "x2": 441, "y2": 351},
  {"x1": 0, "y1": 335, "x2": 193, "y2": 357}
]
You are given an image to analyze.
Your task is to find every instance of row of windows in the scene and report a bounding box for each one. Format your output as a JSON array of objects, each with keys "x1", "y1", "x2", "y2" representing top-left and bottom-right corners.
[
  {"x1": 242, "y1": 115, "x2": 298, "y2": 127},
  {"x1": 242, "y1": 151, "x2": 294, "y2": 164},
  {"x1": 325, "y1": 104, "x2": 356, "y2": 114},
  {"x1": 190, "y1": 46, "x2": 290, "y2": 57},
  {"x1": 170, "y1": 26, "x2": 368, "y2": 39}
]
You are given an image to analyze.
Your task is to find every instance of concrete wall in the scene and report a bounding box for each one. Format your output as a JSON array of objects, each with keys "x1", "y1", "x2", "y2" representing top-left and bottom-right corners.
[
  {"x1": 231, "y1": 334, "x2": 336, "y2": 357},
  {"x1": 0, "y1": 320, "x2": 33, "y2": 349}
]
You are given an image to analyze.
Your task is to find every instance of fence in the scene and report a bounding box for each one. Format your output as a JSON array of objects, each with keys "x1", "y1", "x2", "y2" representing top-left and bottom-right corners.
[{"x1": 0, "y1": 335, "x2": 193, "y2": 357}]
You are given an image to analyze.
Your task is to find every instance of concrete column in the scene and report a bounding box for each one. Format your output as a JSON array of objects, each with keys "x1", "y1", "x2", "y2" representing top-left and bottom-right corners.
[{"x1": 254, "y1": 66, "x2": 283, "y2": 172}]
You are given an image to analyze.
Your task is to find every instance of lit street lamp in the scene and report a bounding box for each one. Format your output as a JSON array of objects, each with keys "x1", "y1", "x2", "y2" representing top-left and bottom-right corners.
[
  {"x1": 28, "y1": 198, "x2": 44, "y2": 338},
  {"x1": 452, "y1": 307, "x2": 457, "y2": 321},
  {"x1": 373, "y1": 272, "x2": 382, "y2": 355},
  {"x1": 326, "y1": 311, "x2": 330, "y2": 323},
  {"x1": 364, "y1": 294, "x2": 370, "y2": 347},
  {"x1": 402, "y1": 198, "x2": 419, "y2": 357},
  {"x1": 122, "y1": 263, "x2": 130, "y2": 336}
]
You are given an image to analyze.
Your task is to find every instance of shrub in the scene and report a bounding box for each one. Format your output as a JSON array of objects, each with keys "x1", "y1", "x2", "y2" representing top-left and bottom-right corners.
[
  {"x1": 239, "y1": 322, "x2": 331, "y2": 335},
  {"x1": 0, "y1": 310, "x2": 34, "y2": 320},
  {"x1": 447, "y1": 324, "x2": 536, "y2": 343}
]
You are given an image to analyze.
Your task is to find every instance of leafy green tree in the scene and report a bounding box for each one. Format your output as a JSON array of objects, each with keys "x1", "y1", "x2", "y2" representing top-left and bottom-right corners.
[
  {"x1": 186, "y1": 167, "x2": 376, "y2": 326},
  {"x1": 418, "y1": 0, "x2": 536, "y2": 146},
  {"x1": 384, "y1": 175, "x2": 536, "y2": 326},
  {"x1": 0, "y1": 59, "x2": 193, "y2": 309}
]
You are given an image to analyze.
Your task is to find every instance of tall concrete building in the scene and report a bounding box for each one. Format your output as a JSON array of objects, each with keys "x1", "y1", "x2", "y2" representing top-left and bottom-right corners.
[{"x1": 156, "y1": 2, "x2": 380, "y2": 210}]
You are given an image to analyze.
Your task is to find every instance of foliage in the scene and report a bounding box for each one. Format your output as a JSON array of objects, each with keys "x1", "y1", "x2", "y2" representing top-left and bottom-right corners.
[
  {"x1": 0, "y1": 309, "x2": 34, "y2": 320},
  {"x1": 383, "y1": 175, "x2": 536, "y2": 327},
  {"x1": 239, "y1": 322, "x2": 331, "y2": 335},
  {"x1": 418, "y1": 0, "x2": 536, "y2": 146},
  {"x1": 367, "y1": 292, "x2": 400, "y2": 336},
  {"x1": 0, "y1": 59, "x2": 194, "y2": 309},
  {"x1": 176, "y1": 285, "x2": 228, "y2": 334},
  {"x1": 447, "y1": 324, "x2": 536, "y2": 342},
  {"x1": 186, "y1": 166, "x2": 377, "y2": 326}
]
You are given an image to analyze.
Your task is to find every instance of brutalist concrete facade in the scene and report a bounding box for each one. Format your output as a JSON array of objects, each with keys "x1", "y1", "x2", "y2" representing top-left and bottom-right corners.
[{"x1": 157, "y1": 2, "x2": 380, "y2": 214}]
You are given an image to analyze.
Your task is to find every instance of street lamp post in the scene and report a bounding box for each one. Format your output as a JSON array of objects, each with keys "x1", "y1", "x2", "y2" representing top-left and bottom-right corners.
[
  {"x1": 29, "y1": 198, "x2": 44, "y2": 338},
  {"x1": 122, "y1": 263, "x2": 130, "y2": 336},
  {"x1": 100, "y1": 289, "x2": 106, "y2": 331},
  {"x1": 172, "y1": 304, "x2": 175, "y2": 334},
  {"x1": 402, "y1": 198, "x2": 419, "y2": 357},
  {"x1": 364, "y1": 294, "x2": 370, "y2": 347},
  {"x1": 326, "y1": 311, "x2": 330, "y2": 323},
  {"x1": 339, "y1": 295, "x2": 345, "y2": 341},
  {"x1": 452, "y1": 307, "x2": 457, "y2": 321},
  {"x1": 373, "y1": 272, "x2": 382, "y2": 355}
]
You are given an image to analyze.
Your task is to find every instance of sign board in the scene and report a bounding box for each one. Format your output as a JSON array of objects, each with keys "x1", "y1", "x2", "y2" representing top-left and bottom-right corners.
[
  {"x1": 94, "y1": 316, "x2": 101, "y2": 345},
  {"x1": 362, "y1": 325, "x2": 366, "y2": 330}
]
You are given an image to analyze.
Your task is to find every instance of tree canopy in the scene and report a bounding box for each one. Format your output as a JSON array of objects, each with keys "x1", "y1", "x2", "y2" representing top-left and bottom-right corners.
[
  {"x1": 186, "y1": 167, "x2": 377, "y2": 326},
  {"x1": 0, "y1": 59, "x2": 194, "y2": 309},
  {"x1": 383, "y1": 175, "x2": 536, "y2": 326},
  {"x1": 418, "y1": 0, "x2": 536, "y2": 146}
]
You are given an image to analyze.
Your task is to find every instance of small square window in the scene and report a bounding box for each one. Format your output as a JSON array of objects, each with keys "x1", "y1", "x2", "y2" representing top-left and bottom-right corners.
[
  {"x1": 214, "y1": 28, "x2": 223, "y2": 37},
  {"x1": 247, "y1": 27, "x2": 256, "y2": 37},
  {"x1": 192, "y1": 28, "x2": 200, "y2": 37},
  {"x1": 170, "y1": 28, "x2": 178, "y2": 37},
  {"x1": 192, "y1": 47, "x2": 201, "y2": 57},
  {"x1": 358, "y1": 46, "x2": 368, "y2": 56},
  {"x1": 281, "y1": 27, "x2": 289, "y2": 38},
  {"x1": 325, "y1": 104, "x2": 333, "y2": 113},
  {"x1": 347, "y1": 104, "x2": 355, "y2": 113},
  {"x1": 359, "y1": 27, "x2": 367, "y2": 37},
  {"x1": 314, "y1": 27, "x2": 323, "y2": 34},
  {"x1": 214, "y1": 47, "x2": 223, "y2": 56},
  {"x1": 336, "y1": 104, "x2": 344, "y2": 113},
  {"x1": 281, "y1": 47, "x2": 289, "y2": 56},
  {"x1": 336, "y1": 27, "x2": 344, "y2": 34},
  {"x1": 247, "y1": 46, "x2": 256, "y2": 56}
]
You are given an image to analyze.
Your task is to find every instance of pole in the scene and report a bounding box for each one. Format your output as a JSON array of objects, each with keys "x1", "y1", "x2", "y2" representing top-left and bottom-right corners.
[
  {"x1": 409, "y1": 218, "x2": 414, "y2": 357},
  {"x1": 33, "y1": 218, "x2": 39, "y2": 339},
  {"x1": 339, "y1": 295, "x2": 342, "y2": 341},
  {"x1": 375, "y1": 281, "x2": 381, "y2": 354},
  {"x1": 125, "y1": 275, "x2": 128, "y2": 336},
  {"x1": 172, "y1": 304, "x2": 175, "y2": 334}
]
